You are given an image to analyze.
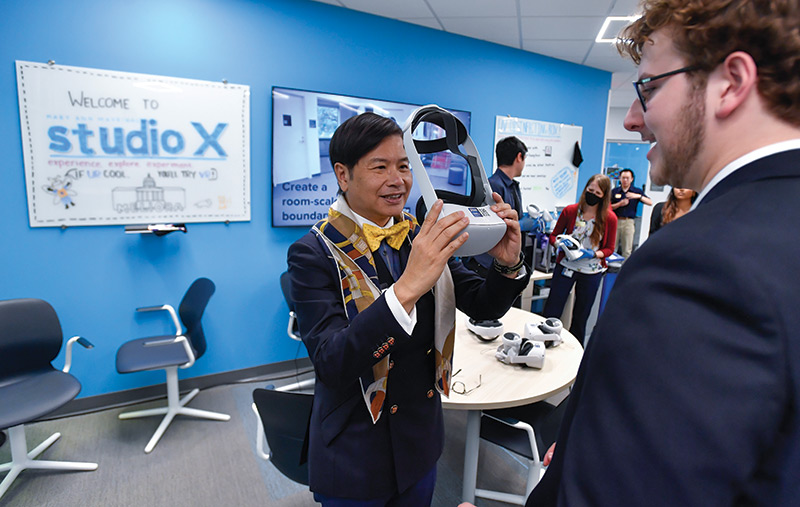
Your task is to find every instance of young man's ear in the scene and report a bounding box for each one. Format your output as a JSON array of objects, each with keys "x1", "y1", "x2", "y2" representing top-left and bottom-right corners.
[{"x1": 714, "y1": 51, "x2": 758, "y2": 119}]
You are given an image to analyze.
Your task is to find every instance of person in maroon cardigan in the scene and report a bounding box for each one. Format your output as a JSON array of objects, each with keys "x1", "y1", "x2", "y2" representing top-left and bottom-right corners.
[{"x1": 542, "y1": 174, "x2": 617, "y2": 345}]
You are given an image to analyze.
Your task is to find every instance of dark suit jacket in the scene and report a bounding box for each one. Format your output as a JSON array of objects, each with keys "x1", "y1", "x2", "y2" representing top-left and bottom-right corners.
[
  {"x1": 288, "y1": 229, "x2": 529, "y2": 500},
  {"x1": 527, "y1": 149, "x2": 800, "y2": 506}
]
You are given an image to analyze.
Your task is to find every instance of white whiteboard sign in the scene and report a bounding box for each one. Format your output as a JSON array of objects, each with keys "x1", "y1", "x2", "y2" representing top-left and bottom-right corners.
[
  {"x1": 16, "y1": 61, "x2": 250, "y2": 227},
  {"x1": 494, "y1": 116, "x2": 583, "y2": 212}
]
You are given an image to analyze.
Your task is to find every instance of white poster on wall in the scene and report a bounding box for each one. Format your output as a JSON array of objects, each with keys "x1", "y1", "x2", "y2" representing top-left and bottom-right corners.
[
  {"x1": 16, "y1": 61, "x2": 250, "y2": 227},
  {"x1": 494, "y1": 116, "x2": 583, "y2": 213}
]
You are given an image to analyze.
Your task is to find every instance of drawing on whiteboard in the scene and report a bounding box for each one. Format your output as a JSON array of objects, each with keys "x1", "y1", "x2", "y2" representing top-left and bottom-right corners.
[
  {"x1": 42, "y1": 173, "x2": 78, "y2": 209},
  {"x1": 112, "y1": 174, "x2": 185, "y2": 213},
  {"x1": 551, "y1": 167, "x2": 575, "y2": 199},
  {"x1": 194, "y1": 198, "x2": 213, "y2": 209},
  {"x1": 494, "y1": 116, "x2": 582, "y2": 211}
]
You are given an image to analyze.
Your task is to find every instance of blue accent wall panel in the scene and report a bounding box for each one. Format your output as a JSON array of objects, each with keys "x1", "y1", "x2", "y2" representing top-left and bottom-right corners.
[{"x1": 0, "y1": 0, "x2": 610, "y2": 397}]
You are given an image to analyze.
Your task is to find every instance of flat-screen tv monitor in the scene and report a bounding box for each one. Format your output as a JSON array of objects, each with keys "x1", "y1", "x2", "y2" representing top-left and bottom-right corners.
[{"x1": 272, "y1": 86, "x2": 472, "y2": 227}]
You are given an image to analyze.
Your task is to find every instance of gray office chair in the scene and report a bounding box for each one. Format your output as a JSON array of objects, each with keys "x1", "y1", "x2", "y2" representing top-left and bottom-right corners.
[
  {"x1": 278, "y1": 272, "x2": 314, "y2": 392},
  {"x1": 478, "y1": 398, "x2": 568, "y2": 504},
  {"x1": 115, "y1": 278, "x2": 229, "y2": 453},
  {"x1": 0, "y1": 298, "x2": 96, "y2": 501},
  {"x1": 280, "y1": 271, "x2": 301, "y2": 342},
  {"x1": 251, "y1": 387, "x2": 313, "y2": 486}
]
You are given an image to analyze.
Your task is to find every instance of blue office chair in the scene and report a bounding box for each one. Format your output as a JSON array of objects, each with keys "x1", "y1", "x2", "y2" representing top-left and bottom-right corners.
[
  {"x1": 0, "y1": 298, "x2": 96, "y2": 501},
  {"x1": 251, "y1": 387, "x2": 313, "y2": 486},
  {"x1": 116, "y1": 278, "x2": 229, "y2": 453}
]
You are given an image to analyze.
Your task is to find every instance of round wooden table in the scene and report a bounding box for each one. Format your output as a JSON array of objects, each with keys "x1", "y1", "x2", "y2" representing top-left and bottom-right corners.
[{"x1": 442, "y1": 306, "x2": 584, "y2": 504}]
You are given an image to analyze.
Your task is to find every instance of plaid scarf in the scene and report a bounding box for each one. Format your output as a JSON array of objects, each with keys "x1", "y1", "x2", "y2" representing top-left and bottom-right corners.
[{"x1": 312, "y1": 198, "x2": 456, "y2": 423}]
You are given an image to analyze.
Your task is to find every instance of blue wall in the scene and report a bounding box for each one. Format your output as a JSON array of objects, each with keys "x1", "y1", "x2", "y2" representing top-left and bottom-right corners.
[{"x1": 0, "y1": 0, "x2": 610, "y2": 398}]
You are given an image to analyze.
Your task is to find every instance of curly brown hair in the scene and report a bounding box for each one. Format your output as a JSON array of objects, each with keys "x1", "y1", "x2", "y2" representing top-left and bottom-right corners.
[{"x1": 617, "y1": 0, "x2": 800, "y2": 127}]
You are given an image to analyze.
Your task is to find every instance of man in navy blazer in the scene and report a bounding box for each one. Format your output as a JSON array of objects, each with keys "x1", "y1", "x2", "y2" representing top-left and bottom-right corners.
[
  {"x1": 288, "y1": 113, "x2": 529, "y2": 505},
  {"x1": 521, "y1": 1, "x2": 800, "y2": 505}
]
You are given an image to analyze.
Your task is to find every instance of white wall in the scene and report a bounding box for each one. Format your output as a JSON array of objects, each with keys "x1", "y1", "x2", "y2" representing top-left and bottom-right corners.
[{"x1": 605, "y1": 106, "x2": 640, "y2": 141}]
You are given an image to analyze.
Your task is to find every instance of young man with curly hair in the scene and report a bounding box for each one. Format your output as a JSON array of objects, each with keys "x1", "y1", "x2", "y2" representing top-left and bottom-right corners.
[{"x1": 523, "y1": 1, "x2": 800, "y2": 505}]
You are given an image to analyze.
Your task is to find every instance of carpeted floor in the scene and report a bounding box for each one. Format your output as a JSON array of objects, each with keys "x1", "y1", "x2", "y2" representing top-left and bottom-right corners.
[{"x1": 0, "y1": 378, "x2": 536, "y2": 507}]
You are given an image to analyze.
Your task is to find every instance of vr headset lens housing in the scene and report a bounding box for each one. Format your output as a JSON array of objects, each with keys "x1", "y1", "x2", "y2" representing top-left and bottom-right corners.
[{"x1": 403, "y1": 105, "x2": 507, "y2": 257}]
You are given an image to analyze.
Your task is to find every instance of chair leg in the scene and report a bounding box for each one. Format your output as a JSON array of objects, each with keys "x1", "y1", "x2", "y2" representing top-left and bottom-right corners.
[
  {"x1": 143, "y1": 409, "x2": 178, "y2": 454},
  {"x1": 474, "y1": 412, "x2": 544, "y2": 506},
  {"x1": 0, "y1": 424, "x2": 97, "y2": 501},
  {"x1": 276, "y1": 377, "x2": 315, "y2": 392},
  {"x1": 526, "y1": 461, "x2": 544, "y2": 497},
  {"x1": 179, "y1": 407, "x2": 230, "y2": 421},
  {"x1": 118, "y1": 366, "x2": 230, "y2": 453},
  {"x1": 118, "y1": 407, "x2": 169, "y2": 419}
]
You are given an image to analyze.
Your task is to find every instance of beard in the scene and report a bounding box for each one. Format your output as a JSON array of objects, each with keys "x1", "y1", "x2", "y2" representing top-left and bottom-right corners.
[{"x1": 649, "y1": 85, "x2": 706, "y2": 188}]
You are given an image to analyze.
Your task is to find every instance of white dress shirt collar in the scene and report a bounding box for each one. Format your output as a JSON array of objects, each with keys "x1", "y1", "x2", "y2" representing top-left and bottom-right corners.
[{"x1": 692, "y1": 139, "x2": 800, "y2": 209}]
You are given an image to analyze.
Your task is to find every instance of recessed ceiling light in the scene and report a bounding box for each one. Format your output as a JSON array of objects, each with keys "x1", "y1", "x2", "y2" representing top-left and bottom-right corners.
[{"x1": 595, "y1": 15, "x2": 641, "y2": 43}]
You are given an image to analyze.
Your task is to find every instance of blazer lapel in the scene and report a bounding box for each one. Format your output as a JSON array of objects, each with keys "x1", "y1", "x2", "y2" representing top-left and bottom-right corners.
[{"x1": 700, "y1": 149, "x2": 800, "y2": 207}]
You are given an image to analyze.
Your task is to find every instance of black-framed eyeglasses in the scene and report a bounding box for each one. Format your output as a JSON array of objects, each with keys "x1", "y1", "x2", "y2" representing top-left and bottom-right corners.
[{"x1": 633, "y1": 66, "x2": 698, "y2": 112}]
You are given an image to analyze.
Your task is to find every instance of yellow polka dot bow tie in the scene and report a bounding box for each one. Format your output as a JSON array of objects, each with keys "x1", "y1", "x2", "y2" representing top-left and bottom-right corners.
[{"x1": 362, "y1": 221, "x2": 410, "y2": 252}]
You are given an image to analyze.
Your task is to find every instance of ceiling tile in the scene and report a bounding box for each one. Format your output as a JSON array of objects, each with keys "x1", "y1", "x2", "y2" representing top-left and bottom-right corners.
[
  {"x1": 583, "y1": 43, "x2": 638, "y2": 73},
  {"x1": 520, "y1": 0, "x2": 615, "y2": 17},
  {"x1": 587, "y1": 41, "x2": 634, "y2": 62},
  {"x1": 398, "y1": 17, "x2": 443, "y2": 30},
  {"x1": 308, "y1": 0, "x2": 639, "y2": 79},
  {"x1": 521, "y1": 16, "x2": 605, "y2": 41},
  {"x1": 608, "y1": 0, "x2": 642, "y2": 16},
  {"x1": 426, "y1": 0, "x2": 517, "y2": 17},
  {"x1": 440, "y1": 17, "x2": 520, "y2": 47},
  {"x1": 611, "y1": 70, "x2": 639, "y2": 90},
  {"x1": 338, "y1": 0, "x2": 433, "y2": 19}
]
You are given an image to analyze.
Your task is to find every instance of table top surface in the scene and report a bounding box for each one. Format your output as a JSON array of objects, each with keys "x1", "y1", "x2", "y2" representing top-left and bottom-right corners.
[
  {"x1": 530, "y1": 269, "x2": 553, "y2": 282},
  {"x1": 441, "y1": 306, "x2": 583, "y2": 411}
]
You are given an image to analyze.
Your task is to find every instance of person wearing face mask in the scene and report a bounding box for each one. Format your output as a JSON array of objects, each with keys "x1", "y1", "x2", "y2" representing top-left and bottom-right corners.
[{"x1": 541, "y1": 174, "x2": 616, "y2": 345}]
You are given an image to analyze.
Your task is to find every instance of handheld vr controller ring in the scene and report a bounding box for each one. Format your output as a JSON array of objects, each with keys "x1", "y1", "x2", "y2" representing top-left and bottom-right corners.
[{"x1": 403, "y1": 105, "x2": 507, "y2": 257}]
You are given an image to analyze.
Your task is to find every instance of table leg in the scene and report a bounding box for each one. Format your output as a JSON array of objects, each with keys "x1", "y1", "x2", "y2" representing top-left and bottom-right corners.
[{"x1": 461, "y1": 409, "x2": 480, "y2": 503}]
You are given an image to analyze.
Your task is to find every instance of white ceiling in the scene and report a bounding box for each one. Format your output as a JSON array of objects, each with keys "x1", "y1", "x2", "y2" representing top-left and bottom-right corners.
[{"x1": 310, "y1": 0, "x2": 641, "y2": 109}]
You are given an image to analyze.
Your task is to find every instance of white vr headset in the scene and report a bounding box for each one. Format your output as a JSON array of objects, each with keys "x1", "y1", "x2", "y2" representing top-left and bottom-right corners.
[
  {"x1": 524, "y1": 317, "x2": 563, "y2": 348},
  {"x1": 403, "y1": 105, "x2": 507, "y2": 257},
  {"x1": 495, "y1": 332, "x2": 546, "y2": 369},
  {"x1": 556, "y1": 234, "x2": 584, "y2": 262},
  {"x1": 466, "y1": 318, "x2": 504, "y2": 342},
  {"x1": 527, "y1": 203, "x2": 554, "y2": 223}
]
